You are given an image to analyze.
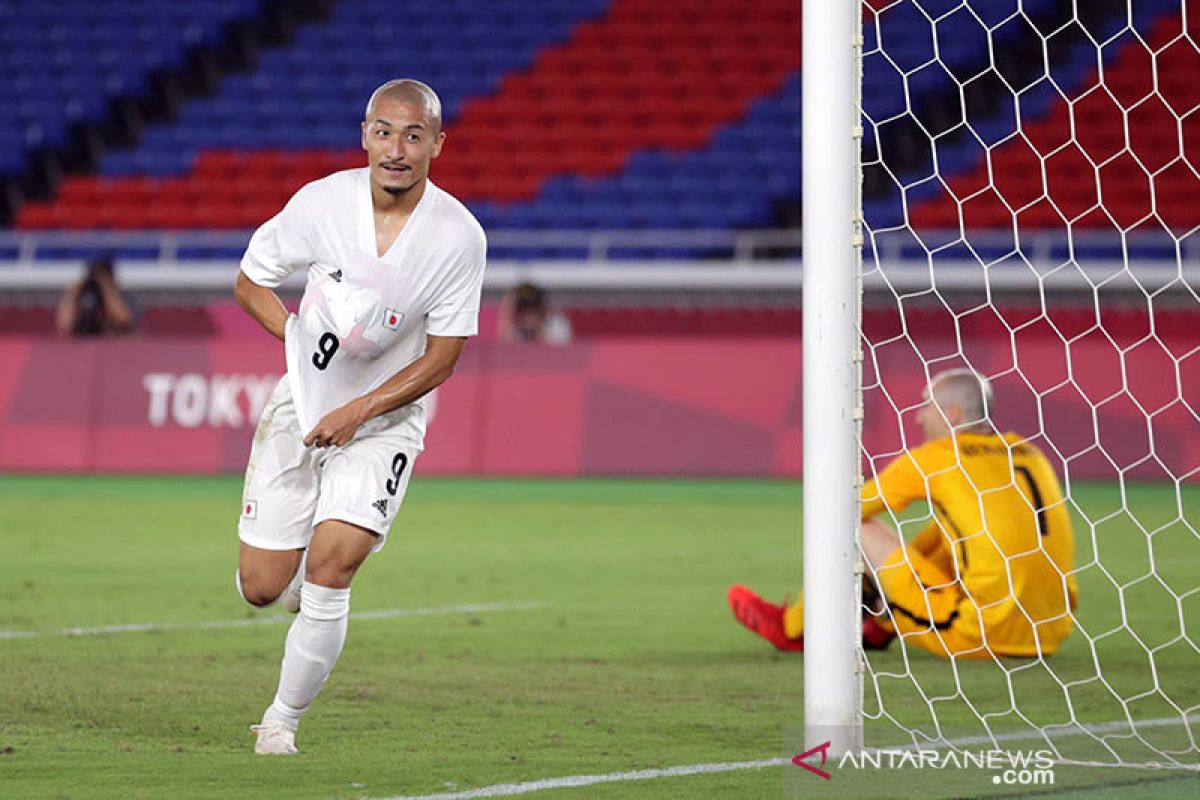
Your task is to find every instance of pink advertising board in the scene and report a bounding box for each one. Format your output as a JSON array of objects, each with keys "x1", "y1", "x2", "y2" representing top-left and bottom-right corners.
[
  {"x1": 0, "y1": 336, "x2": 801, "y2": 476},
  {"x1": 0, "y1": 326, "x2": 1194, "y2": 479}
]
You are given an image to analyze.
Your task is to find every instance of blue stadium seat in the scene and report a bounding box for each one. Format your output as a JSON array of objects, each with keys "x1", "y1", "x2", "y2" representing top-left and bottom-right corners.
[
  {"x1": 94, "y1": 0, "x2": 610, "y2": 180},
  {"x1": 0, "y1": 0, "x2": 260, "y2": 177}
]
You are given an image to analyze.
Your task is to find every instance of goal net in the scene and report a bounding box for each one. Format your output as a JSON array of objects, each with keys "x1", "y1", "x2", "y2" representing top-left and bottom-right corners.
[{"x1": 852, "y1": 0, "x2": 1200, "y2": 772}]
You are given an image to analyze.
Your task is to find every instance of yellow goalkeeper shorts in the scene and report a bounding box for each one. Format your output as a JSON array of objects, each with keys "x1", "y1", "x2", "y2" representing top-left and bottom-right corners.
[{"x1": 874, "y1": 545, "x2": 990, "y2": 660}]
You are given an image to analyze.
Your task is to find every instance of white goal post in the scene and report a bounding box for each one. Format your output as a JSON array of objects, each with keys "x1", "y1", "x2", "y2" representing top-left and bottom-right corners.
[{"x1": 802, "y1": 0, "x2": 865, "y2": 758}]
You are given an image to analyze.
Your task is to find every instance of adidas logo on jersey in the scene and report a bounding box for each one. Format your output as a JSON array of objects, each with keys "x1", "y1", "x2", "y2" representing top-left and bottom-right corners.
[
  {"x1": 372, "y1": 498, "x2": 388, "y2": 516},
  {"x1": 329, "y1": 269, "x2": 343, "y2": 282}
]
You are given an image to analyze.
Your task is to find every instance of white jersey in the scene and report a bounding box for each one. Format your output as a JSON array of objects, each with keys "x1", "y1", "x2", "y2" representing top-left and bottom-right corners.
[{"x1": 240, "y1": 168, "x2": 487, "y2": 445}]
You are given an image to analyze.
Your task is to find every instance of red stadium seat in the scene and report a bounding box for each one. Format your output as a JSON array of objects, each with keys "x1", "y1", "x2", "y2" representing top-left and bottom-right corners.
[
  {"x1": 16, "y1": 0, "x2": 801, "y2": 228},
  {"x1": 910, "y1": 13, "x2": 1200, "y2": 231}
]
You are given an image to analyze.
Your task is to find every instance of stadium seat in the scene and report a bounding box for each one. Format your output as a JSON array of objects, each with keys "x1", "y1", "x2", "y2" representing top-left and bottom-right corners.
[
  {"x1": 0, "y1": 0, "x2": 259, "y2": 178},
  {"x1": 14, "y1": 0, "x2": 800, "y2": 242}
]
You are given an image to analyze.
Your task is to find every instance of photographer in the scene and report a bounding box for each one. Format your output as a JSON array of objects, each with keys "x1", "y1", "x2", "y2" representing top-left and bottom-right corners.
[
  {"x1": 498, "y1": 282, "x2": 572, "y2": 344},
  {"x1": 55, "y1": 255, "x2": 135, "y2": 336}
]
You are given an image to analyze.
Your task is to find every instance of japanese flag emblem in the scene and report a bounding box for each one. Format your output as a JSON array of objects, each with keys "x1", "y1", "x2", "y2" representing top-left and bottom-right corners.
[
  {"x1": 384, "y1": 309, "x2": 404, "y2": 330},
  {"x1": 242, "y1": 500, "x2": 258, "y2": 519}
]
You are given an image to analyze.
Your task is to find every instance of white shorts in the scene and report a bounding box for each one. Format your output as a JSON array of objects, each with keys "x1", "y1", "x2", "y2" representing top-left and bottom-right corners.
[{"x1": 237, "y1": 378, "x2": 422, "y2": 553}]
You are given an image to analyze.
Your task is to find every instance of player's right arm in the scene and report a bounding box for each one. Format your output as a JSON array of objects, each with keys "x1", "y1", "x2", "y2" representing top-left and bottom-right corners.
[
  {"x1": 234, "y1": 272, "x2": 290, "y2": 341},
  {"x1": 235, "y1": 190, "x2": 314, "y2": 341},
  {"x1": 861, "y1": 441, "x2": 948, "y2": 520}
]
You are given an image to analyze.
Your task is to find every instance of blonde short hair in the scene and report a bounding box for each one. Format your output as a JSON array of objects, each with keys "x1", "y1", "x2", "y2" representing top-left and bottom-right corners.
[{"x1": 930, "y1": 368, "x2": 992, "y2": 426}]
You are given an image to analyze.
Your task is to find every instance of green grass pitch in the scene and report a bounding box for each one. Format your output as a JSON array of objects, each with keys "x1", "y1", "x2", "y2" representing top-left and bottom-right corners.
[{"x1": 0, "y1": 476, "x2": 1195, "y2": 799}]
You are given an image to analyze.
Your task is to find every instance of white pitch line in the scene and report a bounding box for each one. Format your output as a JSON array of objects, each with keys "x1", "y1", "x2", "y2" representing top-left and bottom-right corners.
[
  {"x1": 380, "y1": 760, "x2": 790, "y2": 800},
  {"x1": 0, "y1": 602, "x2": 542, "y2": 640},
  {"x1": 376, "y1": 715, "x2": 1200, "y2": 800}
]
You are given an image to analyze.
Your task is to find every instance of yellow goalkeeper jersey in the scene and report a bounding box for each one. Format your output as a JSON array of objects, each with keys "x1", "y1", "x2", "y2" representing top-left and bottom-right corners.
[{"x1": 864, "y1": 431, "x2": 1078, "y2": 656}]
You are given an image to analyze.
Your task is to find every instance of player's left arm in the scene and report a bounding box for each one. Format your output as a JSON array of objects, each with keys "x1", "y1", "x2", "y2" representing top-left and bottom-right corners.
[{"x1": 303, "y1": 334, "x2": 466, "y2": 448}]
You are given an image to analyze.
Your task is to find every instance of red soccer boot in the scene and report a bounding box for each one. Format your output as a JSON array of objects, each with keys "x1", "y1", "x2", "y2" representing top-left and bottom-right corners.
[{"x1": 727, "y1": 584, "x2": 804, "y2": 652}]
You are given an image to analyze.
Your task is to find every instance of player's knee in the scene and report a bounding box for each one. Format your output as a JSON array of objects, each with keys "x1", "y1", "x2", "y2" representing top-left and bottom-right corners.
[
  {"x1": 304, "y1": 560, "x2": 354, "y2": 589},
  {"x1": 304, "y1": 547, "x2": 361, "y2": 589},
  {"x1": 236, "y1": 570, "x2": 282, "y2": 608}
]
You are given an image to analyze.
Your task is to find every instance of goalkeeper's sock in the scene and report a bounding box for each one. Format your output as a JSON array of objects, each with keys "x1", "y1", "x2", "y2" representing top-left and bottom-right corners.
[
  {"x1": 262, "y1": 582, "x2": 350, "y2": 730},
  {"x1": 783, "y1": 595, "x2": 804, "y2": 640}
]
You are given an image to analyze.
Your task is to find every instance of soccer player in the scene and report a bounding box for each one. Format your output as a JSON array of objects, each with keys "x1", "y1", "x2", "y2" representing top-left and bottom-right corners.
[
  {"x1": 231, "y1": 79, "x2": 486, "y2": 754},
  {"x1": 729, "y1": 369, "x2": 1079, "y2": 659}
]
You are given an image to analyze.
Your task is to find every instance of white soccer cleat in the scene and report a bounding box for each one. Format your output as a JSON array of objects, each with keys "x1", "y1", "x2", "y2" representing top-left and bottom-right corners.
[
  {"x1": 250, "y1": 720, "x2": 298, "y2": 755},
  {"x1": 279, "y1": 551, "x2": 307, "y2": 614}
]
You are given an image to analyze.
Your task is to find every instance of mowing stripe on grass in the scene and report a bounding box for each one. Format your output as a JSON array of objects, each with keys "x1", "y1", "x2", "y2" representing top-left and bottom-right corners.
[
  {"x1": 0, "y1": 602, "x2": 542, "y2": 640},
  {"x1": 378, "y1": 715, "x2": 1200, "y2": 800}
]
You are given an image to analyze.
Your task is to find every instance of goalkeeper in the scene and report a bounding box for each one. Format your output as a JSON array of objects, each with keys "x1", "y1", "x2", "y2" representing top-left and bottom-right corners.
[{"x1": 729, "y1": 369, "x2": 1078, "y2": 659}]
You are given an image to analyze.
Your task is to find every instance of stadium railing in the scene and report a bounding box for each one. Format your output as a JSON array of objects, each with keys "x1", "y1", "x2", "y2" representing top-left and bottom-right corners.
[
  {"x1": 3, "y1": 228, "x2": 1197, "y2": 293},
  {"x1": 0, "y1": 229, "x2": 802, "y2": 291}
]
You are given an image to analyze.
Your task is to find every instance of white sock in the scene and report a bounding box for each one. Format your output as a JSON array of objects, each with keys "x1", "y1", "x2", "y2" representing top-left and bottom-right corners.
[
  {"x1": 289, "y1": 551, "x2": 307, "y2": 595},
  {"x1": 279, "y1": 551, "x2": 307, "y2": 612},
  {"x1": 261, "y1": 582, "x2": 350, "y2": 731}
]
